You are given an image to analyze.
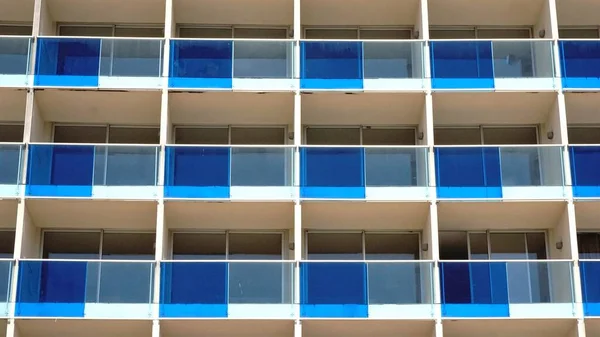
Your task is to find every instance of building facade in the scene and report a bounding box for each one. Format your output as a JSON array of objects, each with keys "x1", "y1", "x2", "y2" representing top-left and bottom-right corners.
[{"x1": 0, "y1": 0, "x2": 600, "y2": 336}]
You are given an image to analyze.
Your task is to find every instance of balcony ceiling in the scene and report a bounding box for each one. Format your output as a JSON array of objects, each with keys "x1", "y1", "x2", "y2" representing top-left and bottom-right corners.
[
  {"x1": 0, "y1": 89, "x2": 27, "y2": 123},
  {"x1": 432, "y1": 92, "x2": 556, "y2": 125},
  {"x1": 557, "y1": 0, "x2": 600, "y2": 26},
  {"x1": 174, "y1": 0, "x2": 293, "y2": 26},
  {"x1": 428, "y1": 0, "x2": 544, "y2": 26},
  {"x1": 565, "y1": 93, "x2": 600, "y2": 124},
  {"x1": 0, "y1": 0, "x2": 34, "y2": 22},
  {"x1": 161, "y1": 320, "x2": 294, "y2": 337},
  {"x1": 303, "y1": 320, "x2": 434, "y2": 337},
  {"x1": 437, "y1": 201, "x2": 566, "y2": 230},
  {"x1": 25, "y1": 199, "x2": 158, "y2": 230},
  {"x1": 302, "y1": 0, "x2": 420, "y2": 26},
  {"x1": 16, "y1": 319, "x2": 152, "y2": 337},
  {"x1": 46, "y1": 0, "x2": 165, "y2": 24},
  {"x1": 34, "y1": 90, "x2": 162, "y2": 125},
  {"x1": 443, "y1": 319, "x2": 575, "y2": 337},
  {"x1": 169, "y1": 92, "x2": 294, "y2": 126},
  {"x1": 165, "y1": 201, "x2": 294, "y2": 230}
]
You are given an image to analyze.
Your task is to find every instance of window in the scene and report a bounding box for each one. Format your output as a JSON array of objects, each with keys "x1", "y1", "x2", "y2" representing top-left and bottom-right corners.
[
  {"x1": 306, "y1": 232, "x2": 420, "y2": 260},
  {"x1": 578, "y1": 233, "x2": 600, "y2": 259},
  {"x1": 178, "y1": 27, "x2": 288, "y2": 38},
  {"x1": 568, "y1": 127, "x2": 600, "y2": 144},
  {"x1": 174, "y1": 126, "x2": 287, "y2": 145},
  {"x1": 305, "y1": 127, "x2": 416, "y2": 145},
  {"x1": 439, "y1": 231, "x2": 547, "y2": 260},
  {"x1": 0, "y1": 231, "x2": 15, "y2": 259},
  {"x1": 304, "y1": 28, "x2": 412, "y2": 39},
  {"x1": 559, "y1": 28, "x2": 600, "y2": 39},
  {"x1": 58, "y1": 25, "x2": 164, "y2": 37},
  {"x1": 53, "y1": 125, "x2": 160, "y2": 144},
  {"x1": 434, "y1": 126, "x2": 538, "y2": 145},
  {"x1": 0, "y1": 25, "x2": 32, "y2": 36},
  {"x1": 171, "y1": 232, "x2": 284, "y2": 259},
  {"x1": 41, "y1": 231, "x2": 155, "y2": 259},
  {"x1": 0, "y1": 124, "x2": 24, "y2": 142},
  {"x1": 430, "y1": 27, "x2": 532, "y2": 39}
]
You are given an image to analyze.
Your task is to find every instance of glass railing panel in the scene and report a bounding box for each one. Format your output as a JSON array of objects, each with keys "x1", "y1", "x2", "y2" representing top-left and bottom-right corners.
[
  {"x1": 159, "y1": 261, "x2": 294, "y2": 318},
  {"x1": 300, "y1": 41, "x2": 362, "y2": 89},
  {"x1": 559, "y1": 40, "x2": 600, "y2": 88},
  {"x1": 300, "y1": 261, "x2": 433, "y2": 318},
  {"x1": 570, "y1": 146, "x2": 600, "y2": 197},
  {"x1": 92, "y1": 145, "x2": 159, "y2": 186},
  {"x1": 0, "y1": 260, "x2": 11, "y2": 316},
  {"x1": 99, "y1": 38, "x2": 163, "y2": 77},
  {"x1": 491, "y1": 40, "x2": 554, "y2": 79},
  {"x1": 435, "y1": 146, "x2": 564, "y2": 199},
  {"x1": 300, "y1": 147, "x2": 364, "y2": 198},
  {"x1": 440, "y1": 261, "x2": 574, "y2": 318},
  {"x1": 169, "y1": 39, "x2": 233, "y2": 87},
  {"x1": 430, "y1": 40, "x2": 494, "y2": 88},
  {"x1": 35, "y1": 37, "x2": 101, "y2": 86},
  {"x1": 580, "y1": 261, "x2": 600, "y2": 316},
  {"x1": 0, "y1": 36, "x2": 30, "y2": 75},
  {"x1": 16, "y1": 260, "x2": 153, "y2": 317},
  {"x1": 364, "y1": 147, "x2": 427, "y2": 187},
  {"x1": 232, "y1": 40, "x2": 293, "y2": 79},
  {"x1": 363, "y1": 41, "x2": 424, "y2": 79},
  {"x1": 0, "y1": 144, "x2": 23, "y2": 185},
  {"x1": 26, "y1": 144, "x2": 159, "y2": 197},
  {"x1": 230, "y1": 147, "x2": 293, "y2": 187}
]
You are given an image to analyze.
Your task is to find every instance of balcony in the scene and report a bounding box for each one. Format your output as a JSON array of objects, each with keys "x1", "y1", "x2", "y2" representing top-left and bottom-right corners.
[
  {"x1": 434, "y1": 145, "x2": 565, "y2": 199},
  {"x1": 0, "y1": 260, "x2": 12, "y2": 317},
  {"x1": 300, "y1": 146, "x2": 428, "y2": 200},
  {"x1": 16, "y1": 260, "x2": 154, "y2": 318},
  {"x1": 26, "y1": 144, "x2": 160, "y2": 198},
  {"x1": 570, "y1": 146, "x2": 600, "y2": 198},
  {"x1": 580, "y1": 260, "x2": 600, "y2": 316},
  {"x1": 0, "y1": 36, "x2": 31, "y2": 87},
  {"x1": 429, "y1": 39, "x2": 555, "y2": 90},
  {"x1": 164, "y1": 145, "x2": 294, "y2": 199},
  {"x1": 160, "y1": 261, "x2": 294, "y2": 318},
  {"x1": 559, "y1": 40, "x2": 600, "y2": 89},
  {"x1": 34, "y1": 37, "x2": 164, "y2": 88},
  {"x1": 440, "y1": 260, "x2": 574, "y2": 318},
  {"x1": 300, "y1": 40, "x2": 425, "y2": 91},
  {"x1": 300, "y1": 261, "x2": 433, "y2": 318},
  {"x1": 169, "y1": 39, "x2": 294, "y2": 90},
  {"x1": 0, "y1": 144, "x2": 23, "y2": 197}
]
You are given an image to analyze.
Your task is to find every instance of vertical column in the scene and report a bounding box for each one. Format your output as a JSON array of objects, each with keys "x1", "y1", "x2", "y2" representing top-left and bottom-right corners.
[
  {"x1": 418, "y1": 0, "x2": 431, "y2": 91},
  {"x1": 293, "y1": 0, "x2": 302, "y2": 335}
]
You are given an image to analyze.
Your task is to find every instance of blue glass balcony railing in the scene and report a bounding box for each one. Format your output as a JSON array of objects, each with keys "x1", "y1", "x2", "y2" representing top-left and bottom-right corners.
[
  {"x1": 16, "y1": 260, "x2": 154, "y2": 318},
  {"x1": 570, "y1": 145, "x2": 600, "y2": 198},
  {"x1": 0, "y1": 143, "x2": 24, "y2": 197},
  {"x1": 0, "y1": 260, "x2": 12, "y2": 317},
  {"x1": 300, "y1": 261, "x2": 433, "y2": 318},
  {"x1": 26, "y1": 144, "x2": 159, "y2": 198},
  {"x1": 169, "y1": 39, "x2": 294, "y2": 89},
  {"x1": 300, "y1": 146, "x2": 428, "y2": 199},
  {"x1": 300, "y1": 40, "x2": 425, "y2": 90},
  {"x1": 160, "y1": 261, "x2": 294, "y2": 318},
  {"x1": 0, "y1": 36, "x2": 31, "y2": 86},
  {"x1": 559, "y1": 40, "x2": 600, "y2": 89},
  {"x1": 580, "y1": 260, "x2": 600, "y2": 316},
  {"x1": 34, "y1": 37, "x2": 164, "y2": 88},
  {"x1": 164, "y1": 145, "x2": 294, "y2": 199},
  {"x1": 430, "y1": 39, "x2": 555, "y2": 90},
  {"x1": 434, "y1": 145, "x2": 564, "y2": 199},
  {"x1": 440, "y1": 260, "x2": 574, "y2": 318}
]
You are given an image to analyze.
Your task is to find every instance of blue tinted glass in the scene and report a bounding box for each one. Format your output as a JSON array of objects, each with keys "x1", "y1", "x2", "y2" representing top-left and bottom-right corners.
[
  {"x1": 436, "y1": 147, "x2": 501, "y2": 187},
  {"x1": 431, "y1": 41, "x2": 493, "y2": 79},
  {"x1": 301, "y1": 148, "x2": 363, "y2": 187},
  {"x1": 0, "y1": 37, "x2": 30, "y2": 75},
  {"x1": 161, "y1": 262, "x2": 227, "y2": 304},
  {"x1": 571, "y1": 146, "x2": 600, "y2": 186},
  {"x1": 166, "y1": 147, "x2": 229, "y2": 187},
  {"x1": 301, "y1": 42, "x2": 362, "y2": 80},
  {"x1": 301, "y1": 262, "x2": 366, "y2": 305},
  {"x1": 560, "y1": 41, "x2": 600, "y2": 78},
  {"x1": 170, "y1": 40, "x2": 233, "y2": 79},
  {"x1": 582, "y1": 261, "x2": 600, "y2": 304},
  {"x1": 17, "y1": 261, "x2": 87, "y2": 303},
  {"x1": 36, "y1": 38, "x2": 101, "y2": 76},
  {"x1": 28, "y1": 145, "x2": 94, "y2": 186}
]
